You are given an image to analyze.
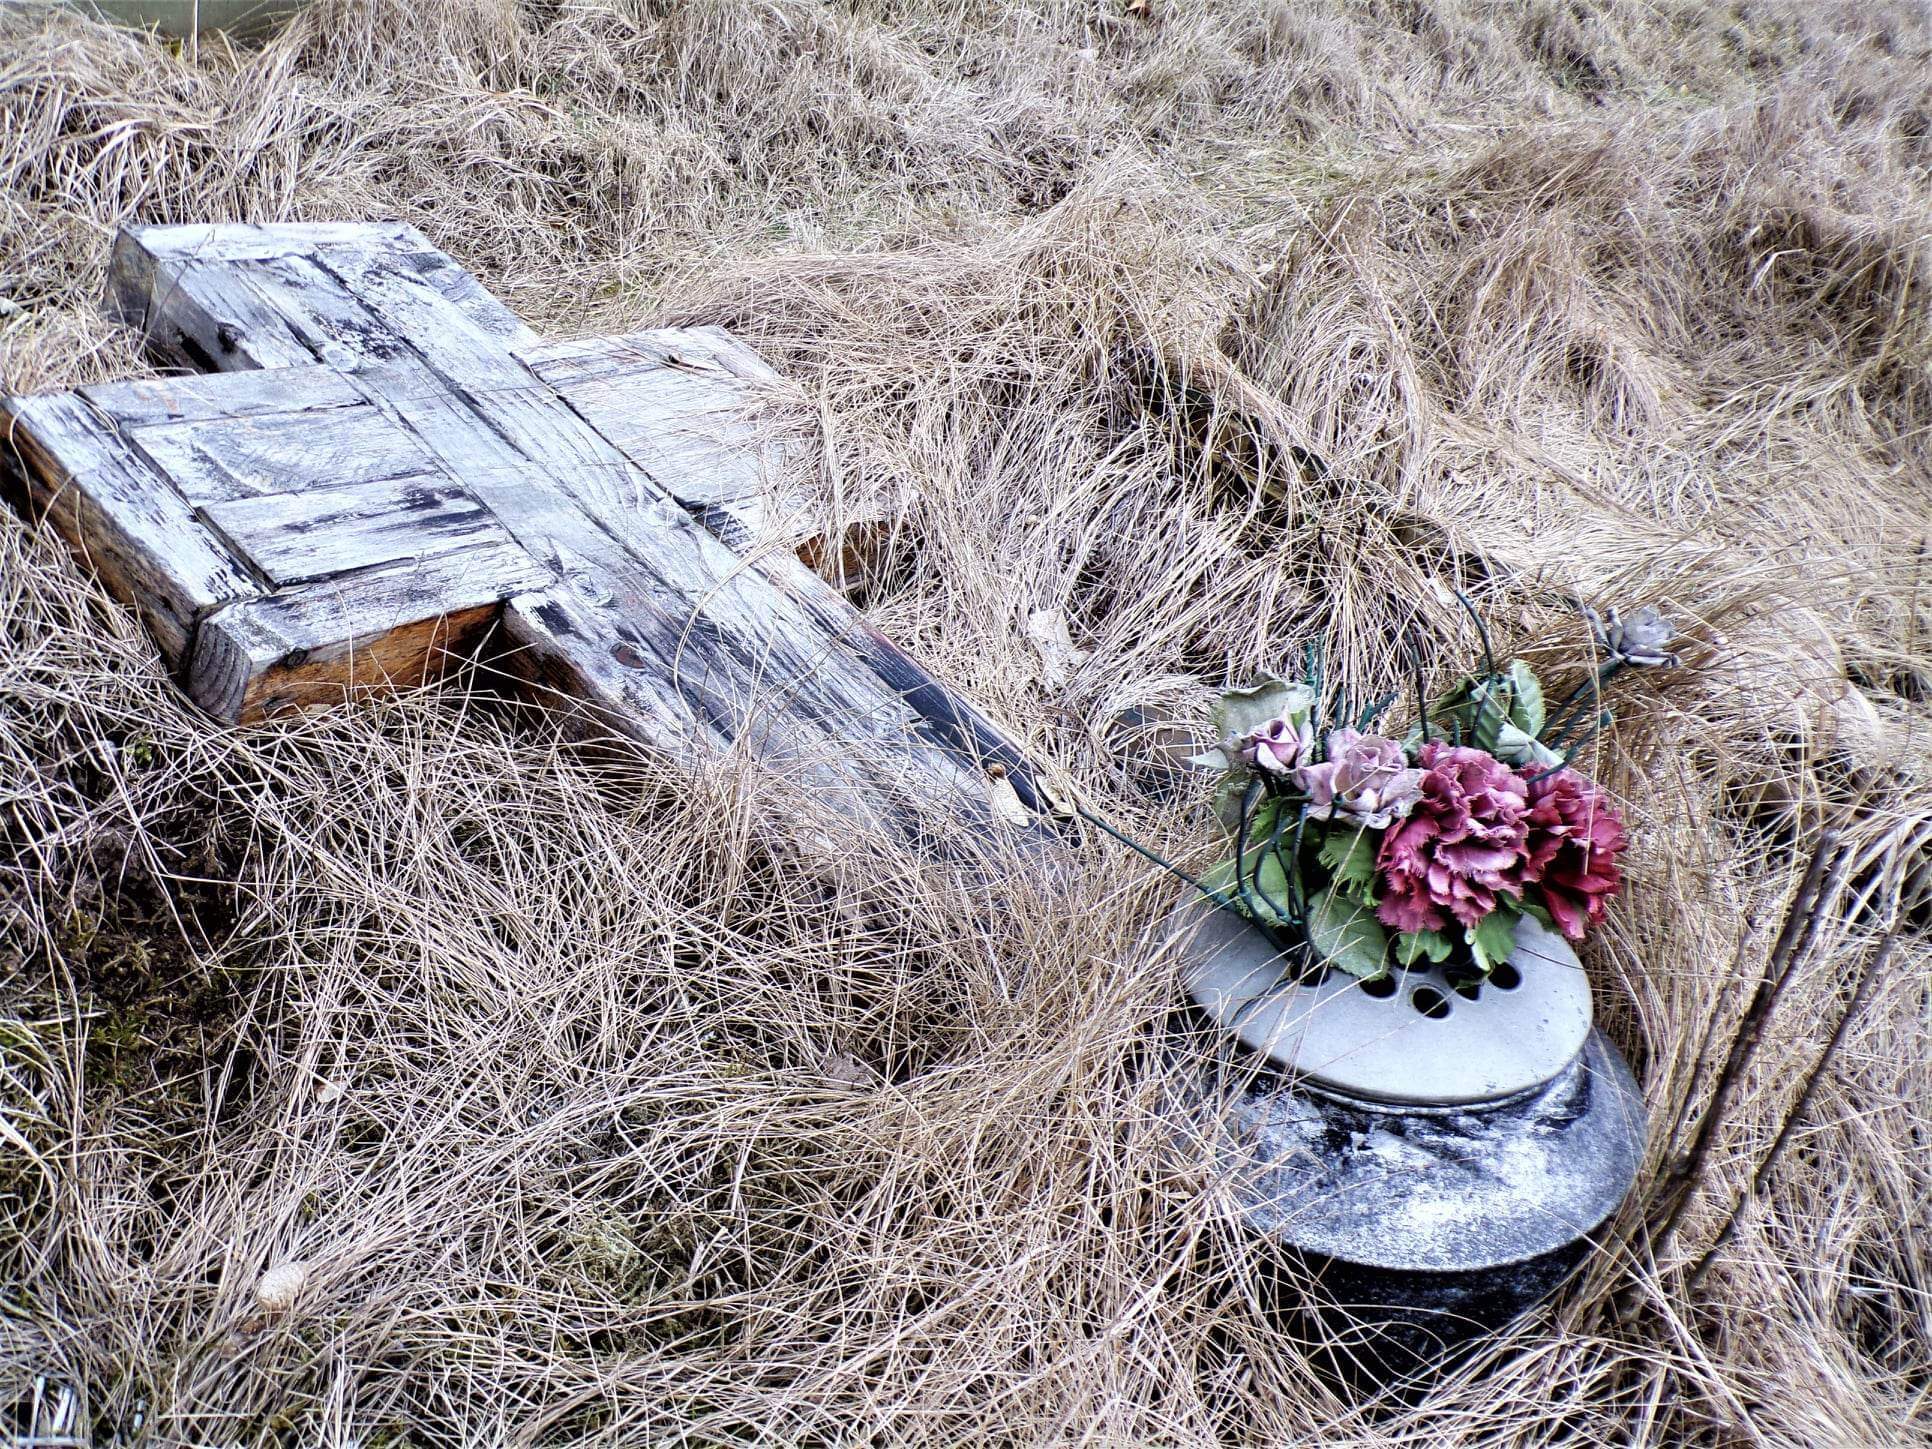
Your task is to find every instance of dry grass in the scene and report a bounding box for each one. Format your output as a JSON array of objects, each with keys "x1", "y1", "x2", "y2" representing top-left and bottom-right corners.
[{"x1": 2, "y1": 0, "x2": 1930, "y2": 1443}]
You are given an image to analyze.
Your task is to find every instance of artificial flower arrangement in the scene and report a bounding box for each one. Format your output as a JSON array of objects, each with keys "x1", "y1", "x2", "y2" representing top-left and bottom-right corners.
[{"x1": 1190, "y1": 605, "x2": 1678, "y2": 983}]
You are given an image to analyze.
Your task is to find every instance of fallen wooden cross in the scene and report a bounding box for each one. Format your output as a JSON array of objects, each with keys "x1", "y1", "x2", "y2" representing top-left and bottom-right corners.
[{"x1": 2, "y1": 223, "x2": 1047, "y2": 845}]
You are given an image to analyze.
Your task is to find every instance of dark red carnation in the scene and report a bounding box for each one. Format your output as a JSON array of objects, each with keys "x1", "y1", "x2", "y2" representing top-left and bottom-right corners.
[
  {"x1": 1522, "y1": 768, "x2": 1626, "y2": 940},
  {"x1": 1375, "y1": 743, "x2": 1533, "y2": 934}
]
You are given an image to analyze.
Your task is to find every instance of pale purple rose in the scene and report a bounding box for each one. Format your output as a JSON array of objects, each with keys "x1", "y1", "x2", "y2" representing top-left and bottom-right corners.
[
  {"x1": 1236, "y1": 716, "x2": 1314, "y2": 776},
  {"x1": 1296, "y1": 729, "x2": 1425, "y2": 829}
]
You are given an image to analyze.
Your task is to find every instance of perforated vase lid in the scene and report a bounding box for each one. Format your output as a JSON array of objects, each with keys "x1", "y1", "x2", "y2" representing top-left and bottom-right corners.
[{"x1": 1171, "y1": 900, "x2": 1594, "y2": 1107}]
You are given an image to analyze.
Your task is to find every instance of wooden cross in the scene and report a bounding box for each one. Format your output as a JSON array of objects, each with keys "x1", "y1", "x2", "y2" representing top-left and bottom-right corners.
[{"x1": 2, "y1": 224, "x2": 1050, "y2": 843}]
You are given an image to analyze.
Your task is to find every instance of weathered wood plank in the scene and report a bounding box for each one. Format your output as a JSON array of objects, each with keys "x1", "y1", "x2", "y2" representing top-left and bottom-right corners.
[
  {"x1": 526, "y1": 329, "x2": 899, "y2": 585},
  {"x1": 110, "y1": 224, "x2": 534, "y2": 356},
  {"x1": 381, "y1": 248, "x2": 537, "y2": 348},
  {"x1": 79, "y1": 364, "x2": 364, "y2": 428},
  {"x1": 374, "y1": 280, "x2": 1055, "y2": 836},
  {"x1": 115, "y1": 220, "x2": 424, "y2": 266},
  {"x1": 107, "y1": 253, "x2": 317, "y2": 374},
  {"x1": 0, "y1": 392, "x2": 257, "y2": 659},
  {"x1": 272, "y1": 251, "x2": 954, "y2": 813},
  {"x1": 129, "y1": 402, "x2": 439, "y2": 505},
  {"x1": 524, "y1": 329, "x2": 793, "y2": 546},
  {"x1": 201, "y1": 473, "x2": 505, "y2": 586},
  {"x1": 258, "y1": 241, "x2": 1035, "y2": 833},
  {"x1": 189, "y1": 249, "x2": 837, "y2": 769},
  {"x1": 186, "y1": 541, "x2": 551, "y2": 723},
  {"x1": 523, "y1": 326, "x2": 782, "y2": 389},
  {"x1": 492, "y1": 588, "x2": 734, "y2": 751}
]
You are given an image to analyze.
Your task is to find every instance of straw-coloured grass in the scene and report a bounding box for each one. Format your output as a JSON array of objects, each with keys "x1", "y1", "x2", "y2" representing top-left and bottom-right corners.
[{"x1": 2, "y1": 0, "x2": 1928, "y2": 1443}]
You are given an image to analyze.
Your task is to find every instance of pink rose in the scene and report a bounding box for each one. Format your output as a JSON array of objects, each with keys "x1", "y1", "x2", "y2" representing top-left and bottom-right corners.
[
  {"x1": 1375, "y1": 743, "x2": 1533, "y2": 933},
  {"x1": 1237, "y1": 716, "x2": 1314, "y2": 776},
  {"x1": 1522, "y1": 769, "x2": 1626, "y2": 940},
  {"x1": 1296, "y1": 729, "x2": 1424, "y2": 829}
]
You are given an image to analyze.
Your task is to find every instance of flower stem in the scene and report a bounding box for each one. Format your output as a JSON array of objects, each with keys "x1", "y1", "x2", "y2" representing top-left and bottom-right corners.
[
  {"x1": 1072, "y1": 805, "x2": 1230, "y2": 906},
  {"x1": 1543, "y1": 656, "x2": 1627, "y2": 748}
]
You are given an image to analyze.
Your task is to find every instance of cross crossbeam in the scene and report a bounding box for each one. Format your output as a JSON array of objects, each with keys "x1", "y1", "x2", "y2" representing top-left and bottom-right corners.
[{"x1": 2, "y1": 223, "x2": 1049, "y2": 844}]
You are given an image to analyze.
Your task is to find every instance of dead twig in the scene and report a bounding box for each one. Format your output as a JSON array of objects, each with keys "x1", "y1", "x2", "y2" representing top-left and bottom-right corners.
[
  {"x1": 1683, "y1": 929, "x2": 1899, "y2": 1292},
  {"x1": 1646, "y1": 826, "x2": 1846, "y2": 1257}
]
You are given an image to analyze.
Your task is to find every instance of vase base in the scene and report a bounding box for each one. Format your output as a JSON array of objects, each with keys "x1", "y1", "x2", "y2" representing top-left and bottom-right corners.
[{"x1": 1168, "y1": 1020, "x2": 1647, "y2": 1351}]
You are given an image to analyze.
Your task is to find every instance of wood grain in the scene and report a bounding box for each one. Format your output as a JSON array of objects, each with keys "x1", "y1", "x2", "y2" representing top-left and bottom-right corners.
[
  {"x1": 525, "y1": 328, "x2": 794, "y2": 547},
  {"x1": 130, "y1": 401, "x2": 439, "y2": 507},
  {"x1": 187, "y1": 541, "x2": 550, "y2": 722},
  {"x1": 79, "y1": 364, "x2": 364, "y2": 427},
  {"x1": 202, "y1": 472, "x2": 507, "y2": 586}
]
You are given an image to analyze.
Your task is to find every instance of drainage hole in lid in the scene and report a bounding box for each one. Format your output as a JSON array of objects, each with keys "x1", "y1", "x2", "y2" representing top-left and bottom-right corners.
[
  {"x1": 1410, "y1": 985, "x2": 1452, "y2": 1019},
  {"x1": 1490, "y1": 962, "x2": 1523, "y2": 990},
  {"x1": 1451, "y1": 978, "x2": 1481, "y2": 1001},
  {"x1": 1358, "y1": 974, "x2": 1398, "y2": 999}
]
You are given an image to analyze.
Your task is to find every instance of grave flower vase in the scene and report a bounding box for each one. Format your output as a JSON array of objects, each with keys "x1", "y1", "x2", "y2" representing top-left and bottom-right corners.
[{"x1": 1169, "y1": 899, "x2": 1648, "y2": 1360}]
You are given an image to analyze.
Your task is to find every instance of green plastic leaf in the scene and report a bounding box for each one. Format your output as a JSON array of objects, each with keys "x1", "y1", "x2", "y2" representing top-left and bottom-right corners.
[
  {"x1": 1427, "y1": 677, "x2": 1479, "y2": 736},
  {"x1": 1524, "y1": 738, "x2": 1564, "y2": 770},
  {"x1": 1467, "y1": 904, "x2": 1521, "y2": 975},
  {"x1": 1316, "y1": 825, "x2": 1379, "y2": 905},
  {"x1": 1246, "y1": 798, "x2": 1283, "y2": 842},
  {"x1": 1489, "y1": 720, "x2": 1542, "y2": 767},
  {"x1": 1471, "y1": 680, "x2": 1514, "y2": 753},
  {"x1": 1394, "y1": 928, "x2": 1454, "y2": 966},
  {"x1": 1433, "y1": 675, "x2": 1516, "y2": 754},
  {"x1": 1505, "y1": 659, "x2": 1545, "y2": 737},
  {"x1": 1211, "y1": 774, "x2": 1248, "y2": 831},
  {"x1": 1209, "y1": 678, "x2": 1314, "y2": 751},
  {"x1": 1307, "y1": 885, "x2": 1390, "y2": 981},
  {"x1": 1250, "y1": 847, "x2": 1292, "y2": 911},
  {"x1": 1202, "y1": 845, "x2": 1297, "y2": 927}
]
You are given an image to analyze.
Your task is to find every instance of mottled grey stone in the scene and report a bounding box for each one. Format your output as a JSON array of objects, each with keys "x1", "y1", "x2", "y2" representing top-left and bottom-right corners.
[{"x1": 56, "y1": 2, "x2": 314, "y2": 40}]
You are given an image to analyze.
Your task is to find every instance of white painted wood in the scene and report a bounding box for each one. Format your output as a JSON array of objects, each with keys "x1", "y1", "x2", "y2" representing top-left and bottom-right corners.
[
  {"x1": 111, "y1": 224, "x2": 536, "y2": 350},
  {"x1": 525, "y1": 330, "x2": 899, "y2": 587},
  {"x1": 201, "y1": 472, "x2": 507, "y2": 586},
  {"x1": 523, "y1": 326, "x2": 783, "y2": 388},
  {"x1": 108, "y1": 254, "x2": 317, "y2": 374},
  {"x1": 130, "y1": 402, "x2": 439, "y2": 506},
  {"x1": 524, "y1": 328, "x2": 798, "y2": 547},
  {"x1": 118, "y1": 220, "x2": 425, "y2": 264},
  {"x1": 0, "y1": 391, "x2": 257, "y2": 658},
  {"x1": 79, "y1": 365, "x2": 364, "y2": 427}
]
